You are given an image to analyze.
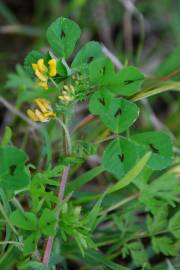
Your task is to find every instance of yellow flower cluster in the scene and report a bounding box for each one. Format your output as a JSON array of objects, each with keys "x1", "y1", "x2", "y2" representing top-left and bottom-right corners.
[
  {"x1": 27, "y1": 98, "x2": 56, "y2": 122},
  {"x1": 32, "y1": 58, "x2": 57, "y2": 90},
  {"x1": 26, "y1": 58, "x2": 57, "y2": 123},
  {"x1": 59, "y1": 84, "x2": 75, "y2": 104}
]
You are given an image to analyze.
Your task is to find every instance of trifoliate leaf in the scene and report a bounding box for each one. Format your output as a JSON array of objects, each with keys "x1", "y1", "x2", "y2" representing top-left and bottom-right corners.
[
  {"x1": 46, "y1": 17, "x2": 81, "y2": 58},
  {"x1": 102, "y1": 138, "x2": 138, "y2": 179}
]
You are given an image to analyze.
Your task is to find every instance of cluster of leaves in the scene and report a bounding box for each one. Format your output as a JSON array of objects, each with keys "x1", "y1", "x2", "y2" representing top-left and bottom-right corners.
[{"x1": 0, "y1": 16, "x2": 179, "y2": 270}]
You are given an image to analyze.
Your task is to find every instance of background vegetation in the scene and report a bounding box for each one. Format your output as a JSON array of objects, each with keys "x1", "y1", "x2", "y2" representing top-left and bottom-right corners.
[{"x1": 0, "y1": 0, "x2": 180, "y2": 269}]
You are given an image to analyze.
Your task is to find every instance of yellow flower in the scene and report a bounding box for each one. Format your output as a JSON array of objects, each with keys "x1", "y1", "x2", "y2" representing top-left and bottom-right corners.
[
  {"x1": 36, "y1": 81, "x2": 48, "y2": 90},
  {"x1": 27, "y1": 98, "x2": 56, "y2": 122},
  {"x1": 58, "y1": 84, "x2": 75, "y2": 104},
  {"x1": 48, "y1": 59, "x2": 57, "y2": 77},
  {"x1": 32, "y1": 58, "x2": 57, "y2": 90}
]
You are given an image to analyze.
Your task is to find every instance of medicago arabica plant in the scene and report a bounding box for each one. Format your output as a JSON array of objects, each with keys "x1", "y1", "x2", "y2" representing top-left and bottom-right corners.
[{"x1": 0, "y1": 17, "x2": 179, "y2": 270}]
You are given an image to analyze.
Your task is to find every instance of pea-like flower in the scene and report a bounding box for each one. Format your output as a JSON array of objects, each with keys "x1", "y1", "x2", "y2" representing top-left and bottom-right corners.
[
  {"x1": 32, "y1": 58, "x2": 57, "y2": 90},
  {"x1": 58, "y1": 84, "x2": 75, "y2": 104},
  {"x1": 27, "y1": 98, "x2": 56, "y2": 122}
]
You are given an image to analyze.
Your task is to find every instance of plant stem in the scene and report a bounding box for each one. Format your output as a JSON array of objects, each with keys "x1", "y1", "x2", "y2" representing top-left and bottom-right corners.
[{"x1": 42, "y1": 119, "x2": 71, "y2": 266}]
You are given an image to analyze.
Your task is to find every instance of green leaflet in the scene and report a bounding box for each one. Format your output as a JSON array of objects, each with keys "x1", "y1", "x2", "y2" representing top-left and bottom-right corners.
[
  {"x1": 89, "y1": 57, "x2": 144, "y2": 96},
  {"x1": 136, "y1": 172, "x2": 179, "y2": 213},
  {"x1": 23, "y1": 233, "x2": 40, "y2": 255},
  {"x1": 72, "y1": 41, "x2": 102, "y2": 69},
  {"x1": 10, "y1": 210, "x2": 38, "y2": 231},
  {"x1": 127, "y1": 241, "x2": 149, "y2": 267},
  {"x1": 89, "y1": 95, "x2": 139, "y2": 133},
  {"x1": 147, "y1": 206, "x2": 168, "y2": 234},
  {"x1": 115, "y1": 66, "x2": 144, "y2": 96},
  {"x1": 6, "y1": 65, "x2": 34, "y2": 90},
  {"x1": 39, "y1": 208, "x2": 56, "y2": 236},
  {"x1": 89, "y1": 90, "x2": 113, "y2": 115},
  {"x1": 132, "y1": 131, "x2": 173, "y2": 170},
  {"x1": 0, "y1": 146, "x2": 30, "y2": 199},
  {"x1": 100, "y1": 98, "x2": 139, "y2": 133},
  {"x1": 24, "y1": 50, "x2": 43, "y2": 76},
  {"x1": 152, "y1": 236, "x2": 177, "y2": 256},
  {"x1": 89, "y1": 57, "x2": 116, "y2": 91},
  {"x1": 10, "y1": 208, "x2": 57, "y2": 255},
  {"x1": 46, "y1": 17, "x2": 81, "y2": 58},
  {"x1": 169, "y1": 212, "x2": 180, "y2": 239},
  {"x1": 102, "y1": 138, "x2": 138, "y2": 179}
]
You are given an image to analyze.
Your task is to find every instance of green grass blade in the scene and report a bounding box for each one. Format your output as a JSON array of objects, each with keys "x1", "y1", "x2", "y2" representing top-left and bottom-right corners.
[{"x1": 107, "y1": 152, "x2": 151, "y2": 194}]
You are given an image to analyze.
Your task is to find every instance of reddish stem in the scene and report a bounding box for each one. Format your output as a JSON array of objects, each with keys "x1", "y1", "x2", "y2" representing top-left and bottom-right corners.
[{"x1": 42, "y1": 165, "x2": 70, "y2": 266}]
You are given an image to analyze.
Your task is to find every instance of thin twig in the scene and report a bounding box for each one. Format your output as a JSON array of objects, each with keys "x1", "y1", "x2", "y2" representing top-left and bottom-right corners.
[
  {"x1": 102, "y1": 45, "x2": 123, "y2": 70},
  {"x1": 0, "y1": 96, "x2": 39, "y2": 129}
]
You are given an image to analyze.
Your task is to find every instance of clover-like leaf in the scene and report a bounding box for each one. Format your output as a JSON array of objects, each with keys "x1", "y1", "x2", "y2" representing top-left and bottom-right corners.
[
  {"x1": 132, "y1": 131, "x2": 173, "y2": 170},
  {"x1": 100, "y1": 98, "x2": 139, "y2": 133},
  {"x1": 115, "y1": 66, "x2": 144, "y2": 96},
  {"x1": 102, "y1": 138, "x2": 138, "y2": 179},
  {"x1": 0, "y1": 146, "x2": 30, "y2": 198},
  {"x1": 46, "y1": 17, "x2": 81, "y2": 58}
]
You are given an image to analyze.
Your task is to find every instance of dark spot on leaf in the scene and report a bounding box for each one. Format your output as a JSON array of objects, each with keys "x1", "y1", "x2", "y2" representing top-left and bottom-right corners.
[
  {"x1": 118, "y1": 154, "x2": 124, "y2": 162},
  {"x1": 124, "y1": 80, "x2": 133, "y2": 85},
  {"x1": 61, "y1": 30, "x2": 65, "y2": 39},
  {"x1": 9, "y1": 165, "x2": 17, "y2": 176},
  {"x1": 114, "y1": 108, "x2": 122, "y2": 117},
  {"x1": 98, "y1": 97, "x2": 105, "y2": 106},
  {"x1": 149, "y1": 143, "x2": 159, "y2": 154},
  {"x1": 100, "y1": 66, "x2": 106, "y2": 75},
  {"x1": 87, "y1": 56, "x2": 94, "y2": 63}
]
